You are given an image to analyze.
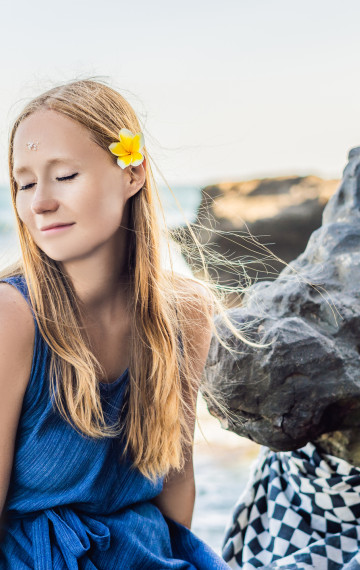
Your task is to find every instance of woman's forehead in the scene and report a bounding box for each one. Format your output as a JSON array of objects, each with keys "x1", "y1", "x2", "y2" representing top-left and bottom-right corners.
[
  {"x1": 13, "y1": 110, "x2": 98, "y2": 172},
  {"x1": 14, "y1": 109, "x2": 90, "y2": 146}
]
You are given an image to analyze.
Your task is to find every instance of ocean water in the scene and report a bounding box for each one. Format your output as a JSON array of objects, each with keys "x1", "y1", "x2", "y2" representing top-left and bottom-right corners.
[
  {"x1": 157, "y1": 183, "x2": 203, "y2": 229},
  {"x1": 0, "y1": 183, "x2": 254, "y2": 555}
]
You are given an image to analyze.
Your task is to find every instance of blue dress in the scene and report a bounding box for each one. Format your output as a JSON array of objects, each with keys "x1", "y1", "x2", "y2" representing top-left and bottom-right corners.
[{"x1": 0, "y1": 275, "x2": 228, "y2": 569}]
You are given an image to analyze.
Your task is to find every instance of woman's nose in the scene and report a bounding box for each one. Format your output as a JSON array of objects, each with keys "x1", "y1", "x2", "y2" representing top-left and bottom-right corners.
[{"x1": 31, "y1": 183, "x2": 59, "y2": 215}]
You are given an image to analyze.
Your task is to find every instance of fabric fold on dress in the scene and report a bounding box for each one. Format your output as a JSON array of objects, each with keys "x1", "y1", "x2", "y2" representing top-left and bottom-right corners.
[{"x1": 30, "y1": 507, "x2": 111, "y2": 570}]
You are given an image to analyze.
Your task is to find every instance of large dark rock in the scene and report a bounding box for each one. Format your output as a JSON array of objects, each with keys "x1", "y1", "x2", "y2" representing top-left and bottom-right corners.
[{"x1": 203, "y1": 148, "x2": 360, "y2": 463}]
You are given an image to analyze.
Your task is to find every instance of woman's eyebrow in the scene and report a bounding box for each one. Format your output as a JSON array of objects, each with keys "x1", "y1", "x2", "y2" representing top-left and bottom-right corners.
[{"x1": 13, "y1": 157, "x2": 80, "y2": 177}]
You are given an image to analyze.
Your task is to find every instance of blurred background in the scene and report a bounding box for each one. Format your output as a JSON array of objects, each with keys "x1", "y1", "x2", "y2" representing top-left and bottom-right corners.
[{"x1": 1, "y1": 0, "x2": 360, "y2": 554}]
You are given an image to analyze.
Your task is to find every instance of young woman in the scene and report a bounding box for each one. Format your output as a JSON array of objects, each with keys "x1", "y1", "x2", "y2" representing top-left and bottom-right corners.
[{"x1": 0, "y1": 79, "x2": 253, "y2": 568}]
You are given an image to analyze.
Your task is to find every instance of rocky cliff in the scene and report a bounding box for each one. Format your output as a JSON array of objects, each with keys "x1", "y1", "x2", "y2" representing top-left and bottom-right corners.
[{"x1": 181, "y1": 175, "x2": 339, "y2": 288}]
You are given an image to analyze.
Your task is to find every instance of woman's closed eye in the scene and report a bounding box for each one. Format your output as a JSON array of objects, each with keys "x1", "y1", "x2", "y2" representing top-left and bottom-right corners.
[{"x1": 18, "y1": 172, "x2": 79, "y2": 191}]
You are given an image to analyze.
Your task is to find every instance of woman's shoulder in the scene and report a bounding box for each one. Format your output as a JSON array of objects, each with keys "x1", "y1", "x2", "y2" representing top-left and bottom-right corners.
[
  {"x1": 172, "y1": 275, "x2": 214, "y2": 378},
  {"x1": 0, "y1": 277, "x2": 35, "y2": 389},
  {"x1": 173, "y1": 274, "x2": 214, "y2": 322},
  {"x1": 0, "y1": 277, "x2": 35, "y2": 344}
]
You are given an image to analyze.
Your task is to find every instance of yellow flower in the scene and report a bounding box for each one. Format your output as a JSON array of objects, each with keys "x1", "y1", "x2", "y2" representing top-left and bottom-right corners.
[{"x1": 109, "y1": 128, "x2": 145, "y2": 169}]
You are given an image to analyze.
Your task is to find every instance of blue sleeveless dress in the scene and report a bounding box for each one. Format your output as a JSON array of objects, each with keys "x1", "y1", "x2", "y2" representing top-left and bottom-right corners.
[{"x1": 0, "y1": 275, "x2": 228, "y2": 569}]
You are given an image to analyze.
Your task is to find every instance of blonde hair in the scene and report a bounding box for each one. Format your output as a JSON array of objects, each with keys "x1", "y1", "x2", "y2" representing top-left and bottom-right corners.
[{"x1": 4, "y1": 78, "x2": 269, "y2": 480}]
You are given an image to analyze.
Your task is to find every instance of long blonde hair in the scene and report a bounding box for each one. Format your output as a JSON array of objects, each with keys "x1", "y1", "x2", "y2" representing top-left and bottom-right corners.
[{"x1": 4, "y1": 79, "x2": 267, "y2": 480}]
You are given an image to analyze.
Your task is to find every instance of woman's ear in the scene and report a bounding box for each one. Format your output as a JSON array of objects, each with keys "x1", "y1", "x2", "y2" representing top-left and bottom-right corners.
[{"x1": 128, "y1": 158, "x2": 147, "y2": 197}]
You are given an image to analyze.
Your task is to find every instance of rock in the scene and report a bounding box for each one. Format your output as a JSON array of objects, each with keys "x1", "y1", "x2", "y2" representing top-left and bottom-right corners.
[
  {"x1": 202, "y1": 148, "x2": 360, "y2": 464},
  {"x1": 181, "y1": 175, "x2": 339, "y2": 286}
]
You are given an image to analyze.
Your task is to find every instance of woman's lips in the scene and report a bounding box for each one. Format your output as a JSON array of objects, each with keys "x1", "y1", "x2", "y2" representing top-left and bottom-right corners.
[{"x1": 41, "y1": 223, "x2": 75, "y2": 234}]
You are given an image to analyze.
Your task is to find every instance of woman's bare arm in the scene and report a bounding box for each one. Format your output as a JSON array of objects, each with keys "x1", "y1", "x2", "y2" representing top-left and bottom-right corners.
[
  {"x1": 0, "y1": 283, "x2": 35, "y2": 528},
  {"x1": 153, "y1": 445, "x2": 196, "y2": 528},
  {"x1": 153, "y1": 283, "x2": 213, "y2": 528}
]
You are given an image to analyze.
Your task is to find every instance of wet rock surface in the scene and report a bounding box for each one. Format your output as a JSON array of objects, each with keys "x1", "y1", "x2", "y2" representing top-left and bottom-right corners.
[{"x1": 202, "y1": 148, "x2": 360, "y2": 463}]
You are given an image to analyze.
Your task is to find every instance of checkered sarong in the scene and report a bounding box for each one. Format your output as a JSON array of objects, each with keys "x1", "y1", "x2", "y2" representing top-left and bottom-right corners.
[{"x1": 222, "y1": 443, "x2": 360, "y2": 569}]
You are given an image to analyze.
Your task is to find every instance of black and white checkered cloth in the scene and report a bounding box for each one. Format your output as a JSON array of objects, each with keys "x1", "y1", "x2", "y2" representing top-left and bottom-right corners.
[{"x1": 222, "y1": 443, "x2": 360, "y2": 569}]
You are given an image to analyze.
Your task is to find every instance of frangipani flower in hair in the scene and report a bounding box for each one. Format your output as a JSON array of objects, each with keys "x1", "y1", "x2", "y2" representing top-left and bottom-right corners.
[{"x1": 109, "y1": 128, "x2": 145, "y2": 169}]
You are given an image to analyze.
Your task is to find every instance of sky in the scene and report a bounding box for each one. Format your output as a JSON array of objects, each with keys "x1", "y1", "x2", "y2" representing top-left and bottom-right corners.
[{"x1": 0, "y1": 0, "x2": 360, "y2": 187}]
